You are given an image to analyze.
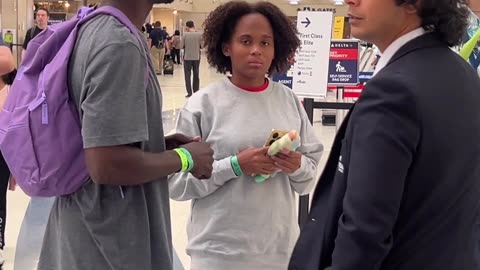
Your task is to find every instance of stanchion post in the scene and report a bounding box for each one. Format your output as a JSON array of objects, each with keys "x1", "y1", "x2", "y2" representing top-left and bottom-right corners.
[
  {"x1": 298, "y1": 98, "x2": 315, "y2": 228},
  {"x1": 336, "y1": 86, "x2": 345, "y2": 132}
]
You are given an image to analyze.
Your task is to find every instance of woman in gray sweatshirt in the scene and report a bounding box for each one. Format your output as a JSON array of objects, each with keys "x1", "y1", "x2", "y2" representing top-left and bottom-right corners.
[{"x1": 168, "y1": 1, "x2": 323, "y2": 269}]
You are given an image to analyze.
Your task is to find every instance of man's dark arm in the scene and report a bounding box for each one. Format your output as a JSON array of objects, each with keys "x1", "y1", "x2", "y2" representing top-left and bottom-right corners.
[
  {"x1": 85, "y1": 146, "x2": 181, "y2": 185},
  {"x1": 79, "y1": 41, "x2": 213, "y2": 186},
  {"x1": 327, "y1": 74, "x2": 420, "y2": 270}
]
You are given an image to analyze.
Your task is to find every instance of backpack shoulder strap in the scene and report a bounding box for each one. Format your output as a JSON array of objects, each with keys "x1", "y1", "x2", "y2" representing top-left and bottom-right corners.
[
  {"x1": 29, "y1": 26, "x2": 36, "y2": 40},
  {"x1": 83, "y1": 6, "x2": 139, "y2": 37}
]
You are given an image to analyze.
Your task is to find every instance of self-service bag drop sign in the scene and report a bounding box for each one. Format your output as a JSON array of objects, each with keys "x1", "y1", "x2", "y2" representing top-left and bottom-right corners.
[{"x1": 328, "y1": 40, "x2": 360, "y2": 85}]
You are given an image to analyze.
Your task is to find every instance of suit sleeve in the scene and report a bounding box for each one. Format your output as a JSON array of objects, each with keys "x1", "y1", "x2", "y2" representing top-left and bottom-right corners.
[
  {"x1": 327, "y1": 75, "x2": 421, "y2": 270},
  {"x1": 168, "y1": 107, "x2": 239, "y2": 201}
]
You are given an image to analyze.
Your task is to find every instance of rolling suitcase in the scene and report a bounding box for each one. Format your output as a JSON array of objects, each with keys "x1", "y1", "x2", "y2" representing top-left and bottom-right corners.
[{"x1": 163, "y1": 55, "x2": 174, "y2": 75}]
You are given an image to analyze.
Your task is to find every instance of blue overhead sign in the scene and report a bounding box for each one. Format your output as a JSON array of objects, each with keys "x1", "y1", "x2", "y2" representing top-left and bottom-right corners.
[{"x1": 272, "y1": 72, "x2": 293, "y2": 89}]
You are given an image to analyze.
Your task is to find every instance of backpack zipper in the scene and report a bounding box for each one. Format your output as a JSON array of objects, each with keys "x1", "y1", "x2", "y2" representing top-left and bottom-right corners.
[
  {"x1": 41, "y1": 103, "x2": 48, "y2": 125},
  {"x1": 28, "y1": 92, "x2": 48, "y2": 125}
]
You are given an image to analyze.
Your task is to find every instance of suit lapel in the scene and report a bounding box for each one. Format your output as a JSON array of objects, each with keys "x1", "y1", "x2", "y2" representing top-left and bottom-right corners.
[
  {"x1": 312, "y1": 103, "x2": 355, "y2": 203},
  {"x1": 384, "y1": 32, "x2": 446, "y2": 69},
  {"x1": 311, "y1": 34, "x2": 444, "y2": 202}
]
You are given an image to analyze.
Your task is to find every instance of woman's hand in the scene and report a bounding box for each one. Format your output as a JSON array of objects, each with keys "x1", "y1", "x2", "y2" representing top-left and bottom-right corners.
[
  {"x1": 271, "y1": 150, "x2": 302, "y2": 174},
  {"x1": 237, "y1": 147, "x2": 277, "y2": 176}
]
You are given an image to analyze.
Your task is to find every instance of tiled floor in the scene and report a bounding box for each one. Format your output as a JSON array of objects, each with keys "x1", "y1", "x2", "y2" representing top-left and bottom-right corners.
[{"x1": 4, "y1": 56, "x2": 341, "y2": 270}]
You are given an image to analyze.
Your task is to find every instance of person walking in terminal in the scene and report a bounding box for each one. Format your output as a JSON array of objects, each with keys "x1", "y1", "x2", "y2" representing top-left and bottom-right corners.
[
  {"x1": 36, "y1": 0, "x2": 214, "y2": 270},
  {"x1": 182, "y1": 20, "x2": 202, "y2": 97},
  {"x1": 22, "y1": 7, "x2": 49, "y2": 61},
  {"x1": 168, "y1": 1, "x2": 323, "y2": 270},
  {"x1": 289, "y1": 0, "x2": 480, "y2": 269},
  {"x1": 149, "y1": 21, "x2": 168, "y2": 75},
  {"x1": 171, "y1": 30, "x2": 182, "y2": 64}
]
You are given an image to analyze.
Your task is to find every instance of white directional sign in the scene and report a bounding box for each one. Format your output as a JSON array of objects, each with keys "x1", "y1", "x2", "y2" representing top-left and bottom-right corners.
[{"x1": 292, "y1": 11, "x2": 333, "y2": 98}]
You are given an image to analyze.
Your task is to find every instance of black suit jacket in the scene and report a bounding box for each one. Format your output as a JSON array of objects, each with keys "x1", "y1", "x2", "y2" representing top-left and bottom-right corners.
[{"x1": 289, "y1": 33, "x2": 480, "y2": 270}]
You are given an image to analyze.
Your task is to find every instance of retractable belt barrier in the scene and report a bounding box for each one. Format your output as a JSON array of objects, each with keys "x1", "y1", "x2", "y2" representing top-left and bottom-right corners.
[{"x1": 298, "y1": 98, "x2": 354, "y2": 228}]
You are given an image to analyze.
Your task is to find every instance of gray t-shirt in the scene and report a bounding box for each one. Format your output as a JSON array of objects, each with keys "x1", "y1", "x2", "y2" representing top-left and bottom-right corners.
[
  {"x1": 182, "y1": 31, "x2": 202, "y2": 61},
  {"x1": 37, "y1": 15, "x2": 172, "y2": 270}
]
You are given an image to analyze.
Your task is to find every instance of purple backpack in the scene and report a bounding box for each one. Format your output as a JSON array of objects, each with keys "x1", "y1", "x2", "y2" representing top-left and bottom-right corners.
[{"x1": 0, "y1": 6, "x2": 147, "y2": 197}]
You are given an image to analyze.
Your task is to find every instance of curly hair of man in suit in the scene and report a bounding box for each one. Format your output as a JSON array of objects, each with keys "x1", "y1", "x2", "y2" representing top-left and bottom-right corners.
[{"x1": 396, "y1": 0, "x2": 470, "y2": 46}]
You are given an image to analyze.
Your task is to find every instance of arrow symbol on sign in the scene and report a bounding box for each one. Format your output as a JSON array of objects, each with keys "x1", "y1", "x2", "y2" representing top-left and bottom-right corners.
[{"x1": 301, "y1": 17, "x2": 311, "y2": 28}]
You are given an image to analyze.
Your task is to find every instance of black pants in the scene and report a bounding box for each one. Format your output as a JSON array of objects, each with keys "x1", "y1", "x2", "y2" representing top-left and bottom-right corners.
[
  {"x1": 0, "y1": 153, "x2": 9, "y2": 250},
  {"x1": 172, "y1": 48, "x2": 181, "y2": 64},
  {"x1": 184, "y1": 60, "x2": 200, "y2": 96}
]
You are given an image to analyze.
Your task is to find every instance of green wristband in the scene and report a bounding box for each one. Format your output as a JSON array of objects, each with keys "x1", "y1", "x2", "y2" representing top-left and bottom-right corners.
[
  {"x1": 174, "y1": 148, "x2": 189, "y2": 172},
  {"x1": 179, "y1": 148, "x2": 195, "y2": 172},
  {"x1": 231, "y1": 155, "x2": 243, "y2": 176}
]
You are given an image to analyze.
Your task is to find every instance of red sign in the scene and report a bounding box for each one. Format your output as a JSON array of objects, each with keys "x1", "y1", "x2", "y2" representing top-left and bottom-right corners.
[
  {"x1": 330, "y1": 49, "x2": 358, "y2": 60},
  {"x1": 327, "y1": 85, "x2": 364, "y2": 99}
]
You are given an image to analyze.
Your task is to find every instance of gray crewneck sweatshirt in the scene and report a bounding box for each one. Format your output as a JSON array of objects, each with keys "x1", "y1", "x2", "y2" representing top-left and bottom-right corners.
[{"x1": 168, "y1": 77, "x2": 323, "y2": 270}]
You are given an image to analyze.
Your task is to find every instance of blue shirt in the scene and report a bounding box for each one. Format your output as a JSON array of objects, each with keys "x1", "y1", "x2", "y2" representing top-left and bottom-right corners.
[{"x1": 148, "y1": 28, "x2": 167, "y2": 48}]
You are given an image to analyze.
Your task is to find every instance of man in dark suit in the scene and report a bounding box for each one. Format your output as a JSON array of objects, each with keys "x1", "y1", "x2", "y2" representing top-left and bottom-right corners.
[{"x1": 289, "y1": 0, "x2": 480, "y2": 269}]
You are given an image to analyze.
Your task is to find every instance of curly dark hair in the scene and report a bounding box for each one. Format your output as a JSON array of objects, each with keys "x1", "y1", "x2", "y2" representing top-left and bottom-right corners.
[
  {"x1": 202, "y1": 1, "x2": 300, "y2": 75},
  {"x1": 396, "y1": 0, "x2": 469, "y2": 46}
]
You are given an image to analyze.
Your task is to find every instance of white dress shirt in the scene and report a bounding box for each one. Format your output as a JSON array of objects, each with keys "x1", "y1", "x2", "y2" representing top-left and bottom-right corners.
[{"x1": 373, "y1": 28, "x2": 426, "y2": 76}]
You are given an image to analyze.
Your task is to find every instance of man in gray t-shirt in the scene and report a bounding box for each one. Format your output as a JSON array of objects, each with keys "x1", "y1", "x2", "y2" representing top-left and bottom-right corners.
[
  {"x1": 37, "y1": 2, "x2": 214, "y2": 270},
  {"x1": 182, "y1": 21, "x2": 203, "y2": 97}
]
